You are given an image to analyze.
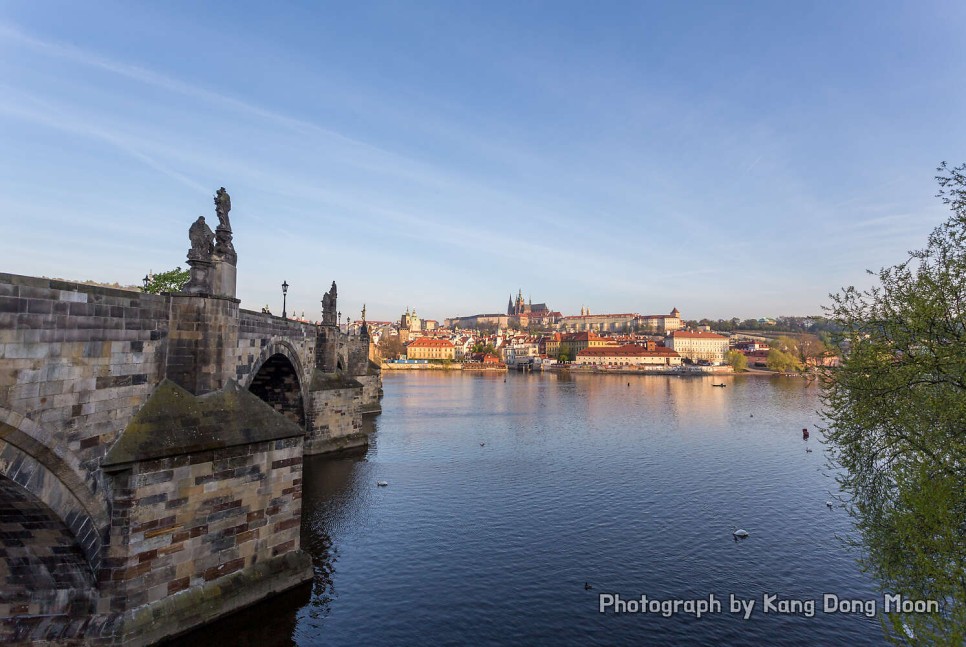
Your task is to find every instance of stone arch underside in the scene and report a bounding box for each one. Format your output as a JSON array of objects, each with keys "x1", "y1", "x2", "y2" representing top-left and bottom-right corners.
[
  {"x1": 0, "y1": 475, "x2": 98, "y2": 643},
  {"x1": 0, "y1": 411, "x2": 108, "y2": 574},
  {"x1": 248, "y1": 353, "x2": 306, "y2": 428}
]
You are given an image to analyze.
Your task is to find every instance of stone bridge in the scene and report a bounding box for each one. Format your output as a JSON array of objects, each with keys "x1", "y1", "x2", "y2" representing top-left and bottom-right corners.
[{"x1": 0, "y1": 190, "x2": 382, "y2": 644}]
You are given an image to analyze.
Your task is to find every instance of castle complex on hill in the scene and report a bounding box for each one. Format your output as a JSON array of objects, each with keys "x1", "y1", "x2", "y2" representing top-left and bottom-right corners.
[{"x1": 441, "y1": 291, "x2": 679, "y2": 333}]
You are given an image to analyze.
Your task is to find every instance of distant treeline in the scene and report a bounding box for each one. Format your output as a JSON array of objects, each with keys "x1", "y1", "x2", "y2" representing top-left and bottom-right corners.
[{"x1": 685, "y1": 316, "x2": 841, "y2": 335}]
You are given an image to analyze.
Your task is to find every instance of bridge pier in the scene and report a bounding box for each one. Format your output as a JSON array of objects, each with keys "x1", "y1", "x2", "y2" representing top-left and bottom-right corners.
[{"x1": 97, "y1": 380, "x2": 312, "y2": 645}]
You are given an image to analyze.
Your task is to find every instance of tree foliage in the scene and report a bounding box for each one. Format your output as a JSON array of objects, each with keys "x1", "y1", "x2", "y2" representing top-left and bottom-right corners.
[
  {"x1": 766, "y1": 348, "x2": 801, "y2": 372},
  {"x1": 823, "y1": 162, "x2": 966, "y2": 645},
  {"x1": 726, "y1": 350, "x2": 748, "y2": 372},
  {"x1": 377, "y1": 334, "x2": 404, "y2": 360},
  {"x1": 141, "y1": 267, "x2": 189, "y2": 294},
  {"x1": 471, "y1": 342, "x2": 496, "y2": 356},
  {"x1": 796, "y1": 333, "x2": 832, "y2": 369}
]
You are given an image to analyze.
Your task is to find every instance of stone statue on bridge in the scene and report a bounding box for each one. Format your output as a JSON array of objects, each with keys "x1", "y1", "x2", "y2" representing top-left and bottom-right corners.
[
  {"x1": 322, "y1": 281, "x2": 338, "y2": 325},
  {"x1": 213, "y1": 187, "x2": 237, "y2": 265},
  {"x1": 187, "y1": 216, "x2": 215, "y2": 261}
]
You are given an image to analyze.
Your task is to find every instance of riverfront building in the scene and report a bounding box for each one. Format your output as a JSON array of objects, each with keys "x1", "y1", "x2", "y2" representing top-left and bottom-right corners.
[
  {"x1": 575, "y1": 344, "x2": 683, "y2": 367},
  {"x1": 559, "y1": 331, "x2": 615, "y2": 358},
  {"x1": 665, "y1": 330, "x2": 729, "y2": 363},
  {"x1": 406, "y1": 337, "x2": 456, "y2": 360}
]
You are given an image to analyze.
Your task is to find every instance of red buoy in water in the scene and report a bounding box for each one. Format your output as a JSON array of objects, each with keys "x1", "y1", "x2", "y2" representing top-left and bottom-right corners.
[{"x1": 802, "y1": 428, "x2": 809, "y2": 440}]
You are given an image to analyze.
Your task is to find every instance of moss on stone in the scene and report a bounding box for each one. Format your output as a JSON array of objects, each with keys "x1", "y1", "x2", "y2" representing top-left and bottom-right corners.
[
  {"x1": 102, "y1": 379, "x2": 303, "y2": 469},
  {"x1": 308, "y1": 369, "x2": 363, "y2": 391}
]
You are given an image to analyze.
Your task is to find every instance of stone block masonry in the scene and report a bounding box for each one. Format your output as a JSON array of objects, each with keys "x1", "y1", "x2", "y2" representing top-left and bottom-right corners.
[
  {"x1": 0, "y1": 274, "x2": 168, "y2": 515},
  {"x1": 305, "y1": 371, "x2": 367, "y2": 454},
  {"x1": 100, "y1": 437, "x2": 309, "y2": 645},
  {"x1": 165, "y1": 295, "x2": 239, "y2": 396},
  {"x1": 97, "y1": 379, "x2": 313, "y2": 644}
]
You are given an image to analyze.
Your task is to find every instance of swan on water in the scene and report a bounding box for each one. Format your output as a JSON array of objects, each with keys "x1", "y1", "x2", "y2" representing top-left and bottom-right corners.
[
  {"x1": 732, "y1": 525, "x2": 750, "y2": 538},
  {"x1": 826, "y1": 500, "x2": 833, "y2": 508},
  {"x1": 377, "y1": 481, "x2": 389, "y2": 487}
]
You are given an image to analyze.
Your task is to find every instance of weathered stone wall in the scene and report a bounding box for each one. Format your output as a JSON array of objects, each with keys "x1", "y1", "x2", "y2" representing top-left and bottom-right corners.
[
  {"x1": 357, "y1": 371, "x2": 383, "y2": 414},
  {"x1": 165, "y1": 295, "x2": 239, "y2": 396},
  {"x1": 235, "y1": 311, "x2": 316, "y2": 386},
  {"x1": 346, "y1": 335, "x2": 370, "y2": 377},
  {"x1": 304, "y1": 375, "x2": 365, "y2": 454},
  {"x1": 0, "y1": 476, "x2": 99, "y2": 644},
  {"x1": 0, "y1": 435, "x2": 104, "y2": 571},
  {"x1": 0, "y1": 274, "x2": 169, "y2": 568},
  {"x1": 314, "y1": 326, "x2": 341, "y2": 374},
  {"x1": 100, "y1": 436, "x2": 308, "y2": 643}
]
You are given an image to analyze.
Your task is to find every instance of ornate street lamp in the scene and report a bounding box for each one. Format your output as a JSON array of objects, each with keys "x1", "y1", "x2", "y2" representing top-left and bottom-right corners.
[
  {"x1": 281, "y1": 281, "x2": 289, "y2": 319},
  {"x1": 142, "y1": 274, "x2": 150, "y2": 290}
]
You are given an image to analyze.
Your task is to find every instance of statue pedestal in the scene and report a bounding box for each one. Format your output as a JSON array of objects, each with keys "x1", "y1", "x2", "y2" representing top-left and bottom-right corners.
[
  {"x1": 183, "y1": 258, "x2": 214, "y2": 295},
  {"x1": 182, "y1": 258, "x2": 236, "y2": 298},
  {"x1": 211, "y1": 260, "x2": 237, "y2": 299}
]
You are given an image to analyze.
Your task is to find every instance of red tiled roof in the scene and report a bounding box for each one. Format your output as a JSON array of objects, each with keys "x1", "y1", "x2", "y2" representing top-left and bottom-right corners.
[
  {"x1": 407, "y1": 338, "x2": 455, "y2": 348},
  {"x1": 668, "y1": 331, "x2": 728, "y2": 340},
  {"x1": 577, "y1": 345, "x2": 680, "y2": 358}
]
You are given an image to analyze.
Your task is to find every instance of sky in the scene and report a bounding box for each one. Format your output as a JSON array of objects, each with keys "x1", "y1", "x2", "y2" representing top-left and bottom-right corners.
[{"x1": 2, "y1": 1, "x2": 965, "y2": 323}]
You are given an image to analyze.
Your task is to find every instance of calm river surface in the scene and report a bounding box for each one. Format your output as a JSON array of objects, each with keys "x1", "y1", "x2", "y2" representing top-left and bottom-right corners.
[{"x1": 182, "y1": 372, "x2": 886, "y2": 646}]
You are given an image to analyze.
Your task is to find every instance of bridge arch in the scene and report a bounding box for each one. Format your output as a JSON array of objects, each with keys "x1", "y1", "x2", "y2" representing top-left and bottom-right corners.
[
  {"x1": 0, "y1": 475, "x2": 96, "y2": 638},
  {"x1": 0, "y1": 408, "x2": 108, "y2": 574},
  {"x1": 244, "y1": 341, "x2": 309, "y2": 429}
]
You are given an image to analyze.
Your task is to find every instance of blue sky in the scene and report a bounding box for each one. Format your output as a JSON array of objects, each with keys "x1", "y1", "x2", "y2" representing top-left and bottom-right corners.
[{"x1": 2, "y1": 1, "x2": 965, "y2": 322}]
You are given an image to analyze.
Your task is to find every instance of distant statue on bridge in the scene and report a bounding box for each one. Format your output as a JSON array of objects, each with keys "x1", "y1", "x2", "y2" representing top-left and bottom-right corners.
[
  {"x1": 187, "y1": 216, "x2": 215, "y2": 261},
  {"x1": 215, "y1": 187, "x2": 231, "y2": 230},
  {"x1": 213, "y1": 187, "x2": 237, "y2": 265},
  {"x1": 322, "y1": 282, "x2": 338, "y2": 325}
]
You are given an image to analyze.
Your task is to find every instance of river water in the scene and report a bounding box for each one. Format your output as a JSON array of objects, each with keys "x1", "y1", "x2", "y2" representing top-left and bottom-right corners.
[{"x1": 181, "y1": 372, "x2": 886, "y2": 646}]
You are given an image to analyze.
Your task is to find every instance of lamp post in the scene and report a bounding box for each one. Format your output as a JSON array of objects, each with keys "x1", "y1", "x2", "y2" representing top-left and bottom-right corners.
[
  {"x1": 281, "y1": 281, "x2": 289, "y2": 319},
  {"x1": 142, "y1": 274, "x2": 150, "y2": 290}
]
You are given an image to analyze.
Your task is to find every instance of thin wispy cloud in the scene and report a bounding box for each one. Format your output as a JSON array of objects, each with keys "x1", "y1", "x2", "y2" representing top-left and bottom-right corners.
[{"x1": 1, "y1": 4, "x2": 963, "y2": 320}]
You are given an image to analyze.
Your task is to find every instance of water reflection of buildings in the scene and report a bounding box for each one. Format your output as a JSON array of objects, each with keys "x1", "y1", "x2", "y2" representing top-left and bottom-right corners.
[
  {"x1": 389, "y1": 372, "x2": 739, "y2": 434},
  {"x1": 559, "y1": 373, "x2": 732, "y2": 431}
]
